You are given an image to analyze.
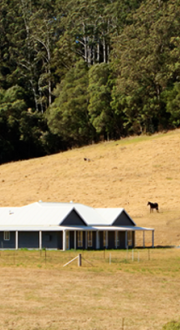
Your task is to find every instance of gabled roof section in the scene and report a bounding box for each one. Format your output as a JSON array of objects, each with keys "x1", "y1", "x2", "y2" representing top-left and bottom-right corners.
[
  {"x1": 39, "y1": 202, "x2": 105, "y2": 226},
  {"x1": 96, "y1": 208, "x2": 136, "y2": 226},
  {"x1": 112, "y1": 209, "x2": 136, "y2": 226},
  {"x1": 60, "y1": 208, "x2": 87, "y2": 226},
  {"x1": 71, "y1": 204, "x2": 105, "y2": 225}
]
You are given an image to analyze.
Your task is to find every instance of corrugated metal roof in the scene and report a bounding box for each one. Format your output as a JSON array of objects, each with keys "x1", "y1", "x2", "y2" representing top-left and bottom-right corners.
[
  {"x1": 0, "y1": 203, "x2": 75, "y2": 226},
  {"x1": 0, "y1": 201, "x2": 153, "y2": 231},
  {"x1": 96, "y1": 208, "x2": 136, "y2": 226},
  {"x1": 36, "y1": 202, "x2": 119, "y2": 226}
]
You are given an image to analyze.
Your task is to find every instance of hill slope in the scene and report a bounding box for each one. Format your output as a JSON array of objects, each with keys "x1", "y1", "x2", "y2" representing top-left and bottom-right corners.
[{"x1": 1, "y1": 129, "x2": 180, "y2": 247}]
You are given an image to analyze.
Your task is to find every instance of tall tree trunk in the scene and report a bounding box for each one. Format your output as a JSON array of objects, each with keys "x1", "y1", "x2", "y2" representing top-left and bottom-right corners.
[
  {"x1": 97, "y1": 40, "x2": 100, "y2": 63},
  {"x1": 20, "y1": 0, "x2": 39, "y2": 111},
  {"x1": 92, "y1": 43, "x2": 95, "y2": 64},
  {"x1": 87, "y1": 38, "x2": 91, "y2": 65},
  {"x1": 83, "y1": 23, "x2": 88, "y2": 62},
  {"x1": 34, "y1": 34, "x2": 52, "y2": 107},
  {"x1": 38, "y1": 80, "x2": 44, "y2": 113},
  {"x1": 107, "y1": 43, "x2": 110, "y2": 63},
  {"x1": 47, "y1": 44, "x2": 52, "y2": 106},
  {"x1": 103, "y1": 37, "x2": 106, "y2": 63},
  {"x1": 48, "y1": 74, "x2": 52, "y2": 106},
  {"x1": 84, "y1": 36, "x2": 88, "y2": 62},
  {"x1": 30, "y1": 81, "x2": 39, "y2": 112}
]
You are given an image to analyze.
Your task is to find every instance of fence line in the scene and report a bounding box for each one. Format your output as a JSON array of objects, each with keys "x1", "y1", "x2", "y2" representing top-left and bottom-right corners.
[{"x1": 0, "y1": 248, "x2": 178, "y2": 268}]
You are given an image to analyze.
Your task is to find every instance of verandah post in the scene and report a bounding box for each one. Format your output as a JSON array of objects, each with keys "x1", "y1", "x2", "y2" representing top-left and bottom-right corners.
[
  {"x1": 115, "y1": 231, "x2": 117, "y2": 249},
  {"x1": 74, "y1": 231, "x2": 76, "y2": 250},
  {"x1": 125, "y1": 231, "x2": 127, "y2": 249},
  {"x1": 96, "y1": 231, "x2": 99, "y2": 249},
  {"x1": 39, "y1": 231, "x2": 42, "y2": 250},
  {"x1": 63, "y1": 231, "x2": 66, "y2": 251},
  {"x1": 15, "y1": 231, "x2": 18, "y2": 250}
]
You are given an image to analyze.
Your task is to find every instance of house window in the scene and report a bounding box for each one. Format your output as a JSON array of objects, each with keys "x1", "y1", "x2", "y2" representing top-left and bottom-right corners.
[
  {"x1": 87, "y1": 231, "x2": 93, "y2": 247},
  {"x1": 4, "y1": 231, "x2": 10, "y2": 241},
  {"x1": 128, "y1": 231, "x2": 133, "y2": 247},
  {"x1": 77, "y1": 231, "x2": 83, "y2": 248}
]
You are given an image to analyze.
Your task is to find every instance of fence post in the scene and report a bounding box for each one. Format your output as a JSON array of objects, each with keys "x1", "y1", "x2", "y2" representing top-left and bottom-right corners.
[
  {"x1": 78, "y1": 254, "x2": 82, "y2": 267},
  {"x1": 122, "y1": 318, "x2": 124, "y2": 330}
]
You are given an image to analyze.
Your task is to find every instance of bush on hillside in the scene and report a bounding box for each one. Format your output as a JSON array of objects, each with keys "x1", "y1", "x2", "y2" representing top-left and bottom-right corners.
[{"x1": 162, "y1": 321, "x2": 180, "y2": 330}]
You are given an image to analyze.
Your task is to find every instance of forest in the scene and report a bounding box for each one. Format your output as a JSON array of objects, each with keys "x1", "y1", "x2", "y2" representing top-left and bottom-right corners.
[{"x1": 0, "y1": 0, "x2": 180, "y2": 163}]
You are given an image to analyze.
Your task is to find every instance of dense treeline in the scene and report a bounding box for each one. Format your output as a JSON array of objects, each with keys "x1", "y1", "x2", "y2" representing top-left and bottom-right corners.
[{"x1": 0, "y1": 0, "x2": 180, "y2": 163}]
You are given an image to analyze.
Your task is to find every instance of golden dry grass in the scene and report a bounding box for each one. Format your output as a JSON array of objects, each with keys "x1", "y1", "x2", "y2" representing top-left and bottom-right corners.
[
  {"x1": 1, "y1": 129, "x2": 180, "y2": 246},
  {"x1": 0, "y1": 249, "x2": 180, "y2": 330},
  {"x1": 1, "y1": 130, "x2": 180, "y2": 329}
]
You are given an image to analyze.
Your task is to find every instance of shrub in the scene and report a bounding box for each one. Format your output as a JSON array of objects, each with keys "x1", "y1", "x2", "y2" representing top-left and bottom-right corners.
[{"x1": 162, "y1": 321, "x2": 180, "y2": 330}]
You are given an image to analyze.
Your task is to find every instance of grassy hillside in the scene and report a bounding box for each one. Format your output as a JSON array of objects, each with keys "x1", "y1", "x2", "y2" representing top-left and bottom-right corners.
[{"x1": 1, "y1": 129, "x2": 180, "y2": 247}]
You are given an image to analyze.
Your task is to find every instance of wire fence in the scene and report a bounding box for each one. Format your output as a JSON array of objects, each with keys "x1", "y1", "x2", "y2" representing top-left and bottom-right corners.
[{"x1": 0, "y1": 247, "x2": 179, "y2": 270}]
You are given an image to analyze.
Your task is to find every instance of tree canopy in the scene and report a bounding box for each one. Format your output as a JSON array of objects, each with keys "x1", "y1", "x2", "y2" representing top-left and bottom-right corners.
[{"x1": 0, "y1": 0, "x2": 180, "y2": 163}]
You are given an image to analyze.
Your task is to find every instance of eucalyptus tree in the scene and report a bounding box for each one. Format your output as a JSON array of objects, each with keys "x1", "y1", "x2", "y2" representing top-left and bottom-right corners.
[
  {"x1": 0, "y1": 0, "x2": 25, "y2": 89},
  {"x1": 111, "y1": 0, "x2": 180, "y2": 134},
  {"x1": 0, "y1": 85, "x2": 27, "y2": 162},
  {"x1": 88, "y1": 63, "x2": 114, "y2": 139},
  {"x1": 19, "y1": 0, "x2": 58, "y2": 112},
  {"x1": 47, "y1": 60, "x2": 94, "y2": 145},
  {"x1": 162, "y1": 83, "x2": 180, "y2": 127},
  {"x1": 29, "y1": 0, "x2": 57, "y2": 110},
  {"x1": 0, "y1": 0, "x2": 59, "y2": 112},
  {"x1": 58, "y1": 0, "x2": 115, "y2": 65},
  {"x1": 0, "y1": 84, "x2": 53, "y2": 162}
]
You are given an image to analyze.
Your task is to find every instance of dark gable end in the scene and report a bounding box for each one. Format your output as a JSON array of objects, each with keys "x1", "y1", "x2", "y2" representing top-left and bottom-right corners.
[
  {"x1": 60, "y1": 208, "x2": 87, "y2": 226},
  {"x1": 112, "y1": 210, "x2": 136, "y2": 226}
]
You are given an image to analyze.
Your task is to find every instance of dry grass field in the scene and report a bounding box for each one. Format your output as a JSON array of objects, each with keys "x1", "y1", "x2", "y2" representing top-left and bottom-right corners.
[
  {"x1": 0, "y1": 249, "x2": 180, "y2": 330},
  {"x1": 1, "y1": 129, "x2": 180, "y2": 246},
  {"x1": 1, "y1": 129, "x2": 180, "y2": 330}
]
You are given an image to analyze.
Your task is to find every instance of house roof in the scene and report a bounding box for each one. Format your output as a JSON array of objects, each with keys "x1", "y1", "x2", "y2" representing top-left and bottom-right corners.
[
  {"x1": 0, "y1": 203, "x2": 75, "y2": 226},
  {"x1": 0, "y1": 201, "x2": 153, "y2": 231},
  {"x1": 96, "y1": 208, "x2": 136, "y2": 226}
]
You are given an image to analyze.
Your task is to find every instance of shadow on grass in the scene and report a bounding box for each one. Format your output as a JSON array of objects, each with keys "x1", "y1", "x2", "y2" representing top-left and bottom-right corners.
[
  {"x1": 155, "y1": 245, "x2": 176, "y2": 248},
  {"x1": 136, "y1": 245, "x2": 175, "y2": 249}
]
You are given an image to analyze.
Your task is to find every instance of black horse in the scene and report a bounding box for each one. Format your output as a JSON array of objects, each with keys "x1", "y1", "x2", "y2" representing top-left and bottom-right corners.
[{"x1": 147, "y1": 201, "x2": 159, "y2": 213}]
